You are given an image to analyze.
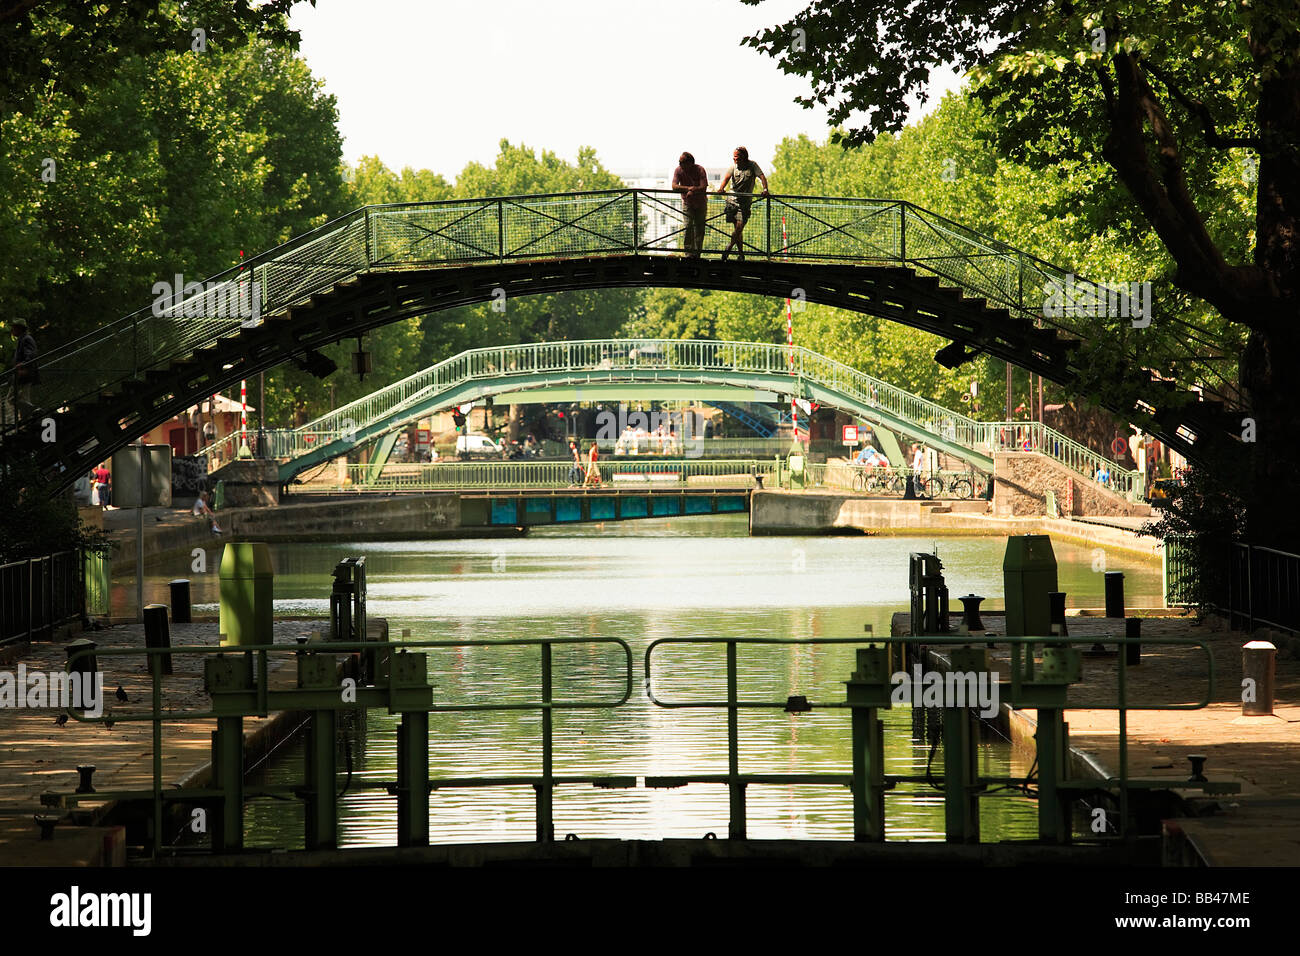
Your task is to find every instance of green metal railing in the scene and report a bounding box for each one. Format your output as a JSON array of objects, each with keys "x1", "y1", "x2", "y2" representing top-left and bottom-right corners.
[
  {"x1": 329, "y1": 458, "x2": 773, "y2": 491},
  {"x1": 644, "y1": 634, "x2": 1225, "y2": 844},
  {"x1": 52, "y1": 628, "x2": 1226, "y2": 852},
  {"x1": 7, "y1": 189, "x2": 1235, "y2": 442},
  {"x1": 59, "y1": 636, "x2": 633, "y2": 851}
]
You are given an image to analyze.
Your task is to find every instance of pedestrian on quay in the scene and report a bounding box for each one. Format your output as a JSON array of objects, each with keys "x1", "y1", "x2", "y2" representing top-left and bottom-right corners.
[
  {"x1": 568, "y1": 439, "x2": 584, "y2": 485},
  {"x1": 717, "y1": 147, "x2": 768, "y2": 262},
  {"x1": 672, "y1": 151, "x2": 710, "y2": 258},
  {"x1": 584, "y1": 440, "x2": 602, "y2": 486},
  {"x1": 93, "y1": 462, "x2": 112, "y2": 510}
]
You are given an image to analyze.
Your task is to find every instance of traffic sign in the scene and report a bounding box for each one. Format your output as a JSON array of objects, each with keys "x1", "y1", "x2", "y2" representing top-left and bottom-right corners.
[{"x1": 842, "y1": 424, "x2": 859, "y2": 445}]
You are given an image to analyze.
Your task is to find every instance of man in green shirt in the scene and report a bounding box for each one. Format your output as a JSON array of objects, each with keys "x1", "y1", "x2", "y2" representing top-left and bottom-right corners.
[{"x1": 717, "y1": 146, "x2": 769, "y2": 261}]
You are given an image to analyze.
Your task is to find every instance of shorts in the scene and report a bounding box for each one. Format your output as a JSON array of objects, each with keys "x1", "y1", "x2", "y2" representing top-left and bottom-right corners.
[{"x1": 724, "y1": 199, "x2": 752, "y2": 224}]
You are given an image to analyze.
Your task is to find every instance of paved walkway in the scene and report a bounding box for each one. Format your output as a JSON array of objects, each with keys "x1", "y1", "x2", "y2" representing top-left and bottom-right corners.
[{"x1": 0, "y1": 620, "x2": 317, "y2": 865}]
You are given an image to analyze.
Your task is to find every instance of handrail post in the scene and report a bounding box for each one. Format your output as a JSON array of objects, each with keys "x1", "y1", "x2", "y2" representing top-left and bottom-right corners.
[
  {"x1": 364, "y1": 207, "x2": 372, "y2": 267},
  {"x1": 497, "y1": 199, "x2": 505, "y2": 261},
  {"x1": 632, "y1": 189, "x2": 639, "y2": 254},
  {"x1": 899, "y1": 203, "x2": 907, "y2": 265},
  {"x1": 765, "y1": 194, "x2": 771, "y2": 259}
]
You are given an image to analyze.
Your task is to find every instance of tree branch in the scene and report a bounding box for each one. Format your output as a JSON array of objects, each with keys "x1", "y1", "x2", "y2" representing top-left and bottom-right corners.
[
  {"x1": 1144, "y1": 61, "x2": 1263, "y2": 150},
  {"x1": 1100, "y1": 52, "x2": 1275, "y2": 328}
]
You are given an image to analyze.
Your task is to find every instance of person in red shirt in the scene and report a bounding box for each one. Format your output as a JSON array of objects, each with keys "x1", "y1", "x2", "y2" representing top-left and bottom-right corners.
[
  {"x1": 92, "y1": 463, "x2": 111, "y2": 509},
  {"x1": 584, "y1": 441, "x2": 602, "y2": 486},
  {"x1": 671, "y1": 152, "x2": 709, "y2": 258}
]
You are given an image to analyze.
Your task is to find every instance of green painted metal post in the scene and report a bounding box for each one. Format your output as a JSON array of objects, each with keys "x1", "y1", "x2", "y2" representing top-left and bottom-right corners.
[
  {"x1": 218, "y1": 542, "x2": 274, "y2": 647},
  {"x1": 1035, "y1": 707, "x2": 1072, "y2": 844},
  {"x1": 535, "y1": 641, "x2": 554, "y2": 842},
  {"x1": 305, "y1": 708, "x2": 338, "y2": 850},
  {"x1": 846, "y1": 646, "x2": 890, "y2": 841},
  {"x1": 727, "y1": 640, "x2": 746, "y2": 840},
  {"x1": 205, "y1": 652, "x2": 254, "y2": 852},
  {"x1": 396, "y1": 711, "x2": 429, "y2": 847},
  {"x1": 211, "y1": 717, "x2": 244, "y2": 852},
  {"x1": 851, "y1": 705, "x2": 885, "y2": 841},
  {"x1": 941, "y1": 705, "x2": 980, "y2": 843}
]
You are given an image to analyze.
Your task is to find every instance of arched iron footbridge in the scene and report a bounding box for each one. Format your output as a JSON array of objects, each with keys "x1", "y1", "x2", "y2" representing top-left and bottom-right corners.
[
  {"x1": 0, "y1": 189, "x2": 1239, "y2": 487},
  {"x1": 224, "y1": 338, "x2": 1144, "y2": 497}
]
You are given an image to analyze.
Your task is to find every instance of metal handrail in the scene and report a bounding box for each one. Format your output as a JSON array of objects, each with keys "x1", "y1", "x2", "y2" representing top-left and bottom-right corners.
[{"x1": 3, "y1": 189, "x2": 1236, "y2": 441}]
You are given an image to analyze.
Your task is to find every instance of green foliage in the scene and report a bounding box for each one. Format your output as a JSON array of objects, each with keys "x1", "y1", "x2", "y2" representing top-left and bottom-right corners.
[
  {"x1": 1141, "y1": 464, "x2": 1250, "y2": 613},
  {"x1": 0, "y1": 461, "x2": 108, "y2": 562},
  {"x1": 0, "y1": 34, "x2": 347, "y2": 348}
]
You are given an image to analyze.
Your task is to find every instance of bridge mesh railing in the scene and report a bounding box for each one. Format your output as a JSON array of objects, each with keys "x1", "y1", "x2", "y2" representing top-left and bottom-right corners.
[
  {"x1": 4, "y1": 190, "x2": 1233, "y2": 445},
  {"x1": 193, "y1": 338, "x2": 1141, "y2": 497}
]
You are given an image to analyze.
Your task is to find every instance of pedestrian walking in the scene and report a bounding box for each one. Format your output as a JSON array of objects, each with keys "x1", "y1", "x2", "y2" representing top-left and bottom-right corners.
[
  {"x1": 93, "y1": 462, "x2": 112, "y2": 509},
  {"x1": 717, "y1": 147, "x2": 769, "y2": 262},
  {"x1": 8, "y1": 319, "x2": 39, "y2": 421},
  {"x1": 672, "y1": 151, "x2": 710, "y2": 257},
  {"x1": 568, "y1": 439, "x2": 583, "y2": 485},
  {"x1": 584, "y1": 440, "x2": 602, "y2": 486}
]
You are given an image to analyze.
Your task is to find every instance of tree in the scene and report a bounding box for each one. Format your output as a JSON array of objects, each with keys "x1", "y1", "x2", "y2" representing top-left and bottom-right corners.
[
  {"x1": 0, "y1": 0, "x2": 310, "y2": 114},
  {"x1": 742, "y1": 1, "x2": 1297, "y2": 546}
]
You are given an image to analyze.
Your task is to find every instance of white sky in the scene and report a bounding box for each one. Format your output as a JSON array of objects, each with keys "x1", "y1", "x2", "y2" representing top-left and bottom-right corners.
[{"x1": 288, "y1": 0, "x2": 963, "y2": 179}]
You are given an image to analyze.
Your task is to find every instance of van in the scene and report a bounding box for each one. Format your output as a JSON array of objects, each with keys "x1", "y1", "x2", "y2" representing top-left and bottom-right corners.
[{"x1": 457, "y1": 434, "x2": 504, "y2": 460}]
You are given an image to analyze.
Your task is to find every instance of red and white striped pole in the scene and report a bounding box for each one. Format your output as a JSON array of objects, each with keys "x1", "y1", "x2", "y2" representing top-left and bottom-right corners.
[{"x1": 239, "y1": 379, "x2": 248, "y2": 455}]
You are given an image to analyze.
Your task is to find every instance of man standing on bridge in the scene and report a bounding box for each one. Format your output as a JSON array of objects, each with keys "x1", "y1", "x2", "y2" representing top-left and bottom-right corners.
[
  {"x1": 672, "y1": 151, "x2": 709, "y2": 258},
  {"x1": 717, "y1": 147, "x2": 768, "y2": 262}
]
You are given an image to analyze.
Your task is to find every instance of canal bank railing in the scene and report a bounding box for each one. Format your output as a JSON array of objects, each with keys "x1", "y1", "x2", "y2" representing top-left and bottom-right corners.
[
  {"x1": 1162, "y1": 537, "x2": 1300, "y2": 634},
  {"x1": 288, "y1": 457, "x2": 828, "y2": 492},
  {"x1": 0, "y1": 551, "x2": 84, "y2": 647},
  {"x1": 1227, "y1": 543, "x2": 1300, "y2": 634}
]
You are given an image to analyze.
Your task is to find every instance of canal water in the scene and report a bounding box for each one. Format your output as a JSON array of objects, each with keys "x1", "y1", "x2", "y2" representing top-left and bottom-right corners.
[{"x1": 114, "y1": 517, "x2": 1165, "y2": 847}]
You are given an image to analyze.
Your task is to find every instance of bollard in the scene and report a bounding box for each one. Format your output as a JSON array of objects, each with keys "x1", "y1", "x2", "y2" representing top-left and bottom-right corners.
[
  {"x1": 142, "y1": 604, "x2": 173, "y2": 676},
  {"x1": 168, "y1": 579, "x2": 192, "y2": 624},
  {"x1": 64, "y1": 639, "x2": 98, "y2": 715},
  {"x1": 1047, "y1": 592, "x2": 1068, "y2": 637},
  {"x1": 1242, "y1": 641, "x2": 1276, "y2": 716},
  {"x1": 958, "y1": 594, "x2": 985, "y2": 632},
  {"x1": 1104, "y1": 571, "x2": 1126, "y2": 618},
  {"x1": 1126, "y1": 618, "x2": 1142, "y2": 666},
  {"x1": 75, "y1": 765, "x2": 96, "y2": 794}
]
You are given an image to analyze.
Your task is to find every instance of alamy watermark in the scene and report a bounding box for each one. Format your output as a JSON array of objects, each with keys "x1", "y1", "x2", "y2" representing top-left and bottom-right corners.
[
  {"x1": 152, "y1": 273, "x2": 262, "y2": 325},
  {"x1": 596, "y1": 405, "x2": 709, "y2": 459},
  {"x1": 0, "y1": 665, "x2": 104, "y2": 717},
  {"x1": 890, "y1": 665, "x2": 1000, "y2": 718},
  {"x1": 50, "y1": 886, "x2": 150, "y2": 936},
  {"x1": 1043, "y1": 273, "x2": 1151, "y2": 328}
]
